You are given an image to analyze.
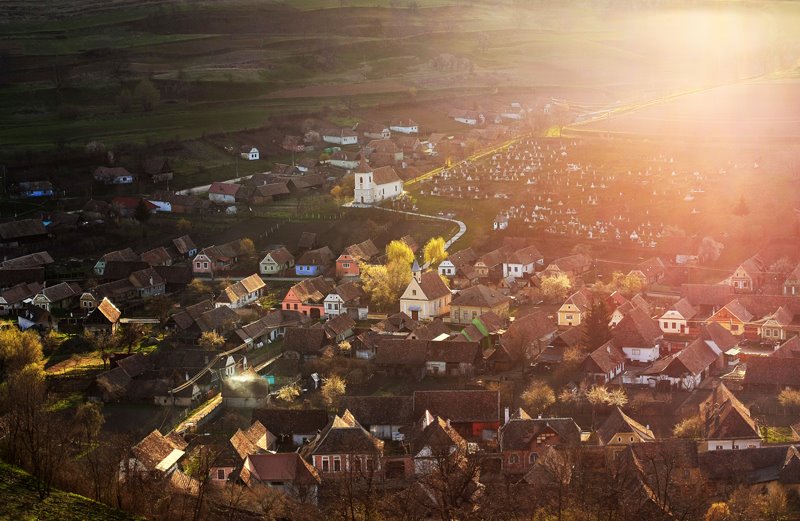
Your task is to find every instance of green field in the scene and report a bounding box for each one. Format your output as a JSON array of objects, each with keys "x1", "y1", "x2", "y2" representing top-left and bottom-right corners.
[{"x1": 0, "y1": 460, "x2": 141, "y2": 521}]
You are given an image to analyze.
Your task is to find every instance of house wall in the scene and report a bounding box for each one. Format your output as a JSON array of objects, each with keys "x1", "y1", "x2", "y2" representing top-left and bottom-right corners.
[
  {"x1": 502, "y1": 262, "x2": 534, "y2": 278},
  {"x1": 659, "y1": 311, "x2": 688, "y2": 335},
  {"x1": 193, "y1": 255, "x2": 214, "y2": 275},
  {"x1": 295, "y1": 264, "x2": 322, "y2": 277},
  {"x1": 450, "y1": 302, "x2": 509, "y2": 324},
  {"x1": 705, "y1": 439, "x2": 762, "y2": 451},
  {"x1": 622, "y1": 345, "x2": 660, "y2": 363},
  {"x1": 336, "y1": 257, "x2": 360, "y2": 278},
  {"x1": 558, "y1": 304, "x2": 583, "y2": 326},
  {"x1": 209, "y1": 193, "x2": 236, "y2": 205}
]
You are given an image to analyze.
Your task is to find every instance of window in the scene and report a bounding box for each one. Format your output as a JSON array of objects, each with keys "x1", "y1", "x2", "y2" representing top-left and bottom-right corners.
[
  {"x1": 412, "y1": 290, "x2": 417, "y2": 296},
  {"x1": 671, "y1": 322, "x2": 677, "y2": 329},
  {"x1": 731, "y1": 324, "x2": 739, "y2": 332},
  {"x1": 354, "y1": 457, "x2": 362, "y2": 472},
  {"x1": 617, "y1": 437, "x2": 622, "y2": 443},
  {"x1": 632, "y1": 349, "x2": 641, "y2": 355},
  {"x1": 765, "y1": 329, "x2": 772, "y2": 337},
  {"x1": 566, "y1": 314, "x2": 573, "y2": 320},
  {"x1": 630, "y1": 436, "x2": 634, "y2": 442},
  {"x1": 203, "y1": 262, "x2": 208, "y2": 269},
  {"x1": 715, "y1": 445, "x2": 723, "y2": 450},
  {"x1": 217, "y1": 469, "x2": 226, "y2": 480},
  {"x1": 343, "y1": 263, "x2": 350, "y2": 268},
  {"x1": 322, "y1": 457, "x2": 330, "y2": 472},
  {"x1": 509, "y1": 454, "x2": 519, "y2": 464},
  {"x1": 293, "y1": 304, "x2": 298, "y2": 310},
  {"x1": 333, "y1": 457, "x2": 341, "y2": 472}
]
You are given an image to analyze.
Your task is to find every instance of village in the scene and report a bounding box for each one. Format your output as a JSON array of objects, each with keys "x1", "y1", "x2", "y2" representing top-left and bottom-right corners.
[{"x1": 2, "y1": 85, "x2": 800, "y2": 519}]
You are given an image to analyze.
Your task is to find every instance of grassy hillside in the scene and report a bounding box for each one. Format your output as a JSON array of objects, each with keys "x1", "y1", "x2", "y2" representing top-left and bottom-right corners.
[{"x1": 0, "y1": 460, "x2": 141, "y2": 521}]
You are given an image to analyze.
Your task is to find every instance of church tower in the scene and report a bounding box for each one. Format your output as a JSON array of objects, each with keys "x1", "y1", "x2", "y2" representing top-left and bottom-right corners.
[{"x1": 353, "y1": 153, "x2": 374, "y2": 204}]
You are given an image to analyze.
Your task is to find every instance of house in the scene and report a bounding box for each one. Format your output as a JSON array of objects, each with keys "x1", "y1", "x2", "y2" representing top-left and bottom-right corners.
[
  {"x1": 438, "y1": 259, "x2": 456, "y2": 278},
  {"x1": 301, "y1": 410, "x2": 384, "y2": 477},
  {"x1": 0, "y1": 219, "x2": 48, "y2": 248},
  {"x1": 126, "y1": 430, "x2": 187, "y2": 478},
  {"x1": 260, "y1": 247, "x2": 295, "y2": 275},
  {"x1": 140, "y1": 246, "x2": 173, "y2": 267},
  {"x1": 297, "y1": 232, "x2": 317, "y2": 251},
  {"x1": 376, "y1": 339, "x2": 482, "y2": 379},
  {"x1": 17, "y1": 304, "x2": 57, "y2": 332},
  {"x1": 221, "y1": 375, "x2": 269, "y2": 408},
  {"x1": 241, "y1": 454, "x2": 320, "y2": 502},
  {"x1": 628, "y1": 257, "x2": 667, "y2": 286},
  {"x1": 612, "y1": 307, "x2": 663, "y2": 363},
  {"x1": 252, "y1": 182, "x2": 291, "y2": 204},
  {"x1": 499, "y1": 410, "x2": 581, "y2": 474},
  {"x1": 17, "y1": 181, "x2": 55, "y2": 198},
  {"x1": 240, "y1": 146, "x2": 260, "y2": 161},
  {"x1": 372, "y1": 312, "x2": 419, "y2": 335},
  {"x1": 699, "y1": 383, "x2": 762, "y2": 451},
  {"x1": 148, "y1": 192, "x2": 210, "y2": 214},
  {"x1": 784, "y1": 262, "x2": 800, "y2": 295},
  {"x1": 413, "y1": 390, "x2": 500, "y2": 441},
  {"x1": 0, "y1": 282, "x2": 43, "y2": 315},
  {"x1": 659, "y1": 298, "x2": 698, "y2": 336},
  {"x1": 757, "y1": 306, "x2": 795, "y2": 342},
  {"x1": 111, "y1": 197, "x2": 157, "y2": 218},
  {"x1": 389, "y1": 119, "x2": 418, "y2": 134},
  {"x1": 448, "y1": 109, "x2": 481, "y2": 126},
  {"x1": 582, "y1": 341, "x2": 626, "y2": 384},
  {"x1": 362, "y1": 123, "x2": 391, "y2": 140},
  {"x1": 32, "y1": 282, "x2": 81, "y2": 312},
  {"x1": 230, "y1": 420, "x2": 276, "y2": 459},
  {"x1": 338, "y1": 396, "x2": 414, "y2": 440},
  {"x1": 743, "y1": 337, "x2": 800, "y2": 391},
  {"x1": 172, "y1": 235, "x2": 198, "y2": 258},
  {"x1": 590, "y1": 407, "x2": 654, "y2": 446},
  {"x1": 324, "y1": 281, "x2": 368, "y2": 319},
  {"x1": 557, "y1": 288, "x2": 592, "y2": 327},
  {"x1": 543, "y1": 254, "x2": 592, "y2": 279},
  {"x1": 328, "y1": 150, "x2": 360, "y2": 170},
  {"x1": 499, "y1": 311, "x2": 557, "y2": 362},
  {"x1": 324, "y1": 313, "x2": 356, "y2": 344},
  {"x1": 282, "y1": 327, "x2": 329, "y2": 360},
  {"x1": 192, "y1": 244, "x2": 240, "y2": 277},
  {"x1": 322, "y1": 128, "x2": 359, "y2": 146},
  {"x1": 142, "y1": 158, "x2": 173, "y2": 183},
  {"x1": 336, "y1": 239, "x2": 379, "y2": 278},
  {"x1": 208, "y1": 182, "x2": 241, "y2": 205},
  {"x1": 640, "y1": 337, "x2": 721, "y2": 390},
  {"x1": 282, "y1": 276, "x2": 335, "y2": 318},
  {"x1": 502, "y1": 245, "x2": 544, "y2": 279},
  {"x1": 408, "y1": 412, "x2": 467, "y2": 477},
  {"x1": 94, "y1": 248, "x2": 139, "y2": 276},
  {"x1": 93, "y1": 166, "x2": 134, "y2": 185},
  {"x1": 400, "y1": 264, "x2": 452, "y2": 321},
  {"x1": 83, "y1": 297, "x2": 121, "y2": 334},
  {"x1": 215, "y1": 274, "x2": 266, "y2": 309},
  {"x1": 236, "y1": 309, "x2": 305, "y2": 347},
  {"x1": 1, "y1": 251, "x2": 53, "y2": 270},
  {"x1": 352, "y1": 156, "x2": 404, "y2": 205},
  {"x1": 705, "y1": 299, "x2": 753, "y2": 337},
  {"x1": 728, "y1": 257, "x2": 764, "y2": 293},
  {"x1": 129, "y1": 267, "x2": 166, "y2": 298},
  {"x1": 251, "y1": 408, "x2": 329, "y2": 447},
  {"x1": 449, "y1": 284, "x2": 511, "y2": 324},
  {"x1": 366, "y1": 139, "x2": 403, "y2": 164},
  {"x1": 295, "y1": 246, "x2": 334, "y2": 277}
]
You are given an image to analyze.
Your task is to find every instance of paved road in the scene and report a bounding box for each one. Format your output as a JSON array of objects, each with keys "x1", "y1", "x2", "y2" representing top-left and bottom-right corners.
[{"x1": 364, "y1": 205, "x2": 467, "y2": 261}]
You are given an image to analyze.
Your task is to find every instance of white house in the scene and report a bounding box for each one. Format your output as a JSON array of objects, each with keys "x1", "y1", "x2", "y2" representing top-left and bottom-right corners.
[
  {"x1": 215, "y1": 274, "x2": 266, "y2": 309},
  {"x1": 259, "y1": 247, "x2": 295, "y2": 275},
  {"x1": 352, "y1": 157, "x2": 403, "y2": 205},
  {"x1": 659, "y1": 297, "x2": 698, "y2": 335},
  {"x1": 208, "y1": 182, "x2": 240, "y2": 205},
  {"x1": 389, "y1": 119, "x2": 418, "y2": 134},
  {"x1": 438, "y1": 259, "x2": 456, "y2": 277},
  {"x1": 399, "y1": 262, "x2": 452, "y2": 321},
  {"x1": 324, "y1": 282, "x2": 368, "y2": 320},
  {"x1": 501, "y1": 245, "x2": 543, "y2": 279},
  {"x1": 240, "y1": 147, "x2": 260, "y2": 161},
  {"x1": 323, "y1": 129, "x2": 359, "y2": 146},
  {"x1": 493, "y1": 214, "x2": 509, "y2": 230}
]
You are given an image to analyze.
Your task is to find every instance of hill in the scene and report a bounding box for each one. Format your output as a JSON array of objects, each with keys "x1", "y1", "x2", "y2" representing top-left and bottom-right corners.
[{"x1": 0, "y1": 460, "x2": 140, "y2": 521}]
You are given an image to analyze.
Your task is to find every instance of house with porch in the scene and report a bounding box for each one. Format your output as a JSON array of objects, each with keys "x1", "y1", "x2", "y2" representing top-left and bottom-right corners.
[
  {"x1": 400, "y1": 264, "x2": 452, "y2": 321},
  {"x1": 282, "y1": 276, "x2": 335, "y2": 318},
  {"x1": 659, "y1": 298, "x2": 699, "y2": 336},
  {"x1": 582, "y1": 341, "x2": 626, "y2": 384},
  {"x1": 215, "y1": 274, "x2": 266, "y2": 309},
  {"x1": 640, "y1": 337, "x2": 721, "y2": 390},
  {"x1": 705, "y1": 299, "x2": 754, "y2": 337},
  {"x1": 259, "y1": 247, "x2": 294, "y2": 275},
  {"x1": 295, "y1": 247, "x2": 334, "y2": 277},
  {"x1": 301, "y1": 410, "x2": 384, "y2": 477}
]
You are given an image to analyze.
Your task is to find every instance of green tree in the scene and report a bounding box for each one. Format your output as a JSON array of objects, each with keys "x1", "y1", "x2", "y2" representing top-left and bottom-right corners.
[
  {"x1": 134, "y1": 199, "x2": 151, "y2": 223},
  {"x1": 423, "y1": 237, "x2": 448, "y2": 268},
  {"x1": 583, "y1": 298, "x2": 611, "y2": 350},
  {"x1": 133, "y1": 79, "x2": 160, "y2": 112},
  {"x1": 521, "y1": 381, "x2": 555, "y2": 416}
]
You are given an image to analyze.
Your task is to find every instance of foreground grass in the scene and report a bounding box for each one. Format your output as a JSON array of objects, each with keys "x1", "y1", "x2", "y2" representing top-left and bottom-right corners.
[{"x1": 0, "y1": 461, "x2": 141, "y2": 521}]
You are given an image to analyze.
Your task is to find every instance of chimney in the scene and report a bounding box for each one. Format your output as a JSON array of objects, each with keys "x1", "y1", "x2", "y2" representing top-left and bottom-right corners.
[
  {"x1": 538, "y1": 414, "x2": 542, "y2": 419},
  {"x1": 504, "y1": 407, "x2": 510, "y2": 424}
]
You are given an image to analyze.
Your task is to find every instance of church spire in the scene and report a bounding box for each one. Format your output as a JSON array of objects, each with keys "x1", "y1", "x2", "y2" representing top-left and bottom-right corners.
[{"x1": 355, "y1": 149, "x2": 370, "y2": 173}]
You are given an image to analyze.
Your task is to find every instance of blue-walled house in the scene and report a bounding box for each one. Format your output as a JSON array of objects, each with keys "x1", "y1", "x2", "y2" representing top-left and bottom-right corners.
[{"x1": 295, "y1": 246, "x2": 335, "y2": 277}]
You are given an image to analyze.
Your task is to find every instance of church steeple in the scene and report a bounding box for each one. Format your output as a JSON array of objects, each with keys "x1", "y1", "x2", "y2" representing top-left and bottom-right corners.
[
  {"x1": 355, "y1": 150, "x2": 371, "y2": 174},
  {"x1": 412, "y1": 259, "x2": 421, "y2": 282}
]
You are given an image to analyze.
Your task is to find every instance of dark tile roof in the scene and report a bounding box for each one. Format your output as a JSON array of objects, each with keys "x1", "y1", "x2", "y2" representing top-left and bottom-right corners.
[
  {"x1": 451, "y1": 284, "x2": 510, "y2": 308},
  {"x1": 582, "y1": 340, "x2": 625, "y2": 374},
  {"x1": 305, "y1": 411, "x2": 383, "y2": 456},
  {"x1": 413, "y1": 389, "x2": 499, "y2": 424},
  {"x1": 245, "y1": 453, "x2": 319, "y2": 486},
  {"x1": 612, "y1": 307, "x2": 662, "y2": 347},
  {"x1": 500, "y1": 417, "x2": 581, "y2": 451},
  {"x1": 500, "y1": 311, "x2": 557, "y2": 360},
  {"x1": 251, "y1": 408, "x2": 329, "y2": 438},
  {"x1": 338, "y1": 396, "x2": 414, "y2": 426},
  {"x1": 700, "y1": 383, "x2": 760, "y2": 439},
  {"x1": 416, "y1": 271, "x2": 451, "y2": 300},
  {"x1": 593, "y1": 407, "x2": 654, "y2": 445},
  {"x1": 283, "y1": 327, "x2": 328, "y2": 355}
]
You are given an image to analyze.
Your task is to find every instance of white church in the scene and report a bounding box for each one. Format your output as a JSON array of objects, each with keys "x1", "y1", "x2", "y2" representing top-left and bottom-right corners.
[{"x1": 352, "y1": 156, "x2": 403, "y2": 205}]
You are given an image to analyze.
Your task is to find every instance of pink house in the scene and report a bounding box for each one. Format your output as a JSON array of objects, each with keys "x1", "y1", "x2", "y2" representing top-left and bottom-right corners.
[
  {"x1": 282, "y1": 276, "x2": 335, "y2": 319},
  {"x1": 336, "y1": 254, "x2": 360, "y2": 278}
]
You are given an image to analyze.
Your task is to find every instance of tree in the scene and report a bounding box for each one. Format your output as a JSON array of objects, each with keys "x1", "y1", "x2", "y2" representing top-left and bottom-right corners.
[
  {"x1": 198, "y1": 331, "x2": 225, "y2": 351},
  {"x1": 133, "y1": 79, "x2": 160, "y2": 112},
  {"x1": 778, "y1": 388, "x2": 800, "y2": 413},
  {"x1": 176, "y1": 218, "x2": 192, "y2": 233},
  {"x1": 521, "y1": 381, "x2": 555, "y2": 416},
  {"x1": 0, "y1": 328, "x2": 44, "y2": 380},
  {"x1": 133, "y1": 199, "x2": 151, "y2": 223},
  {"x1": 241, "y1": 237, "x2": 256, "y2": 256},
  {"x1": 360, "y1": 260, "x2": 412, "y2": 312},
  {"x1": 338, "y1": 340, "x2": 351, "y2": 354},
  {"x1": 423, "y1": 237, "x2": 448, "y2": 268},
  {"x1": 674, "y1": 415, "x2": 703, "y2": 438},
  {"x1": 607, "y1": 271, "x2": 644, "y2": 296},
  {"x1": 116, "y1": 323, "x2": 146, "y2": 354},
  {"x1": 769, "y1": 256, "x2": 795, "y2": 277},
  {"x1": 698, "y1": 236, "x2": 724, "y2": 264},
  {"x1": 540, "y1": 273, "x2": 572, "y2": 302},
  {"x1": 276, "y1": 383, "x2": 301, "y2": 402},
  {"x1": 386, "y1": 239, "x2": 414, "y2": 266},
  {"x1": 321, "y1": 374, "x2": 346, "y2": 408},
  {"x1": 187, "y1": 278, "x2": 211, "y2": 300},
  {"x1": 586, "y1": 386, "x2": 610, "y2": 428},
  {"x1": 705, "y1": 502, "x2": 732, "y2": 521},
  {"x1": 583, "y1": 298, "x2": 611, "y2": 350}
]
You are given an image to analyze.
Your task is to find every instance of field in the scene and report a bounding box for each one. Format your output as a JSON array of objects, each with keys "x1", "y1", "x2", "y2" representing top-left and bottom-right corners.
[
  {"x1": 564, "y1": 79, "x2": 800, "y2": 142},
  {"x1": 0, "y1": 460, "x2": 140, "y2": 521},
  {"x1": 3, "y1": 0, "x2": 799, "y2": 155}
]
